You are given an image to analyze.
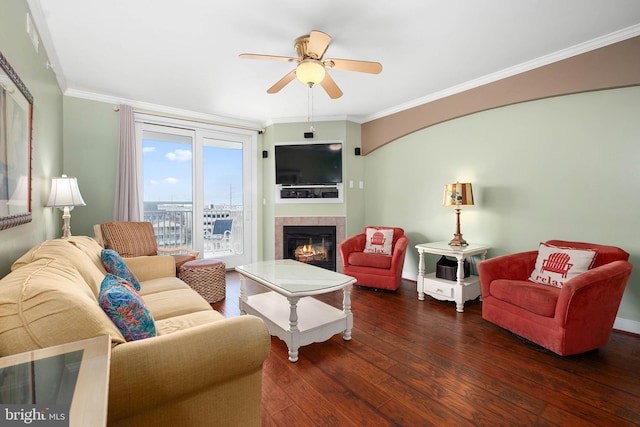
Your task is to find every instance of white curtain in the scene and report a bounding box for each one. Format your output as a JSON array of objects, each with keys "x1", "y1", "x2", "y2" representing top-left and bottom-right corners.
[{"x1": 112, "y1": 104, "x2": 141, "y2": 221}]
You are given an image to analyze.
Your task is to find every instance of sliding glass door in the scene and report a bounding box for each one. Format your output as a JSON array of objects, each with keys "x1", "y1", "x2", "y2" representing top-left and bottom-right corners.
[
  {"x1": 195, "y1": 130, "x2": 254, "y2": 267},
  {"x1": 139, "y1": 125, "x2": 195, "y2": 249},
  {"x1": 136, "y1": 116, "x2": 256, "y2": 268}
]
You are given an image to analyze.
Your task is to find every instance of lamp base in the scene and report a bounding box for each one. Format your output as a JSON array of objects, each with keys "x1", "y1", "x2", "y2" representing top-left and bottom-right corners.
[
  {"x1": 61, "y1": 206, "x2": 72, "y2": 239},
  {"x1": 448, "y1": 233, "x2": 468, "y2": 247}
]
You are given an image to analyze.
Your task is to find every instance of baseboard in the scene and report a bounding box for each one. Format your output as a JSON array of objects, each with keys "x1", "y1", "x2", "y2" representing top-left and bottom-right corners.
[{"x1": 613, "y1": 317, "x2": 640, "y2": 335}]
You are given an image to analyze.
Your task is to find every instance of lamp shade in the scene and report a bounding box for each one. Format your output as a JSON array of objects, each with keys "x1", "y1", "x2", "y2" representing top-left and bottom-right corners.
[
  {"x1": 296, "y1": 59, "x2": 326, "y2": 85},
  {"x1": 443, "y1": 182, "x2": 474, "y2": 207},
  {"x1": 46, "y1": 175, "x2": 86, "y2": 208}
]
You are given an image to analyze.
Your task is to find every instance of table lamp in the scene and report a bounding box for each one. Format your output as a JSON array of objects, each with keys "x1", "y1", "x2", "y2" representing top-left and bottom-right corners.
[
  {"x1": 46, "y1": 174, "x2": 86, "y2": 238},
  {"x1": 443, "y1": 182, "x2": 474, "y2": 246}
]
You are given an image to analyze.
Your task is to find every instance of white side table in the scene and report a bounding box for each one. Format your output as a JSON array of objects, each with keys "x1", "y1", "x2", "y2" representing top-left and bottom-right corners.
[{"x1": 416, "y1": 241, "x2": 489, "y2": 312}]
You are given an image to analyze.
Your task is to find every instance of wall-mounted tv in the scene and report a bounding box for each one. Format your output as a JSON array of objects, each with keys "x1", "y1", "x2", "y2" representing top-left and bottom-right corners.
[{"x1": 275, "y1": 142, "x2": 343, "y2": 186}]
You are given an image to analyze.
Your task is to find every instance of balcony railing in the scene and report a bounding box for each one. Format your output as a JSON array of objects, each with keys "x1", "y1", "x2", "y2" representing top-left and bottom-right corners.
[{"x1": 143, "y1": 207, "x2": 239, "y2": 257}]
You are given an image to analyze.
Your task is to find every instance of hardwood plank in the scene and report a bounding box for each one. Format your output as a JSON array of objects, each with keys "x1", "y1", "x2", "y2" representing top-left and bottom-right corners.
[{"x1": 214, "y1": 272, "x2": 640, "y2": 426}]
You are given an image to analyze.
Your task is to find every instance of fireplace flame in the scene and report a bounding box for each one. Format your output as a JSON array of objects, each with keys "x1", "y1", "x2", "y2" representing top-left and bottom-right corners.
[{"x1": 294, "y1": 243, "x2": 328, "y2": 263}]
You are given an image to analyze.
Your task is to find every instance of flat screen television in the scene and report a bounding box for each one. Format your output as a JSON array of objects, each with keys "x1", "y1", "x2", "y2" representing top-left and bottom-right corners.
[{"x1": 275, "y1": 143, "x2": 343, "y2": 185}]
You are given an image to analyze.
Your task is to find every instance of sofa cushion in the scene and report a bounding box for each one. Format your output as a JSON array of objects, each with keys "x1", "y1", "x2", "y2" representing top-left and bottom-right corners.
[
  {"x1": 363, "y1": 228, "x2": 393, "y2": 255},
  {"x1": 348, "y1": 252, "x2": 392, "y2": 269},
  {"x1": 11, "y1": 238, "x2": 106, "y2": 298},
  {"x1": 123, "y1": 255, "x2": 177, "y2": 282},
  {"x1": 491, "y1": 279, "x2": 560, "y2": 317},
  {"x1": 142, "y1": 288, "x2": 214, "y2": 321},
  {"x1": 0, "y1": 258, "x2": 126, "y2": 356},
  {"x1": 137, "y1": 276, "x2": 192, "y2": 296},
  {"x1": 101, "y1": 249, "x2": 141, "y2": 291},
  {"x1": 155, "y1": 310, "x2": 225, "y2": 335},
  {"x1": 530, "y1": 242, "x2": 597, "y2": 288},
  {"x1": 99, "y1": 274, "x2": 156, "y2": 341},
  {"x1": 66, "y1": 236, "x2": 109, "y2": 275}
]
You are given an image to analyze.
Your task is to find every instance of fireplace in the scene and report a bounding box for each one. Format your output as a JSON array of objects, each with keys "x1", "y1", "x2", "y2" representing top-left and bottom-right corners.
[{"x1": 283, "y1": 226, "x2": 336, "y2": 271}]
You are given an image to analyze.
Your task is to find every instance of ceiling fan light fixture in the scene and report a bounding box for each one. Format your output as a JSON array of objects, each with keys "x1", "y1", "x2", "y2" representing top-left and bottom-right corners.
[{"x1": 296, "y1": 59, "x2": 325, "y2": 86}]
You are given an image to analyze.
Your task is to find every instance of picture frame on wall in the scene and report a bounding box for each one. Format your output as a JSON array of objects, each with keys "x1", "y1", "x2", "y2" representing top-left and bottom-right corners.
[{"x1": 0, "y1": 50, "x2": 33, "y2": 230}]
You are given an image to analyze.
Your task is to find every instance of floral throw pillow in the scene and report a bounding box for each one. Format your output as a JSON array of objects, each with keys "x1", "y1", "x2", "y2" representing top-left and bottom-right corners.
[
  {"x1": 99, "y1": 274, "x2": 156, "y2": 341},
  {"x1": 101, "y1": 249, "x2": 141, "y2": 291},
  {"x1": 529, "y1": 242, "x2": 597, "y2": 288},
  {"x1": 363, "y1": 228, "x2": 394, "y2": 256}
]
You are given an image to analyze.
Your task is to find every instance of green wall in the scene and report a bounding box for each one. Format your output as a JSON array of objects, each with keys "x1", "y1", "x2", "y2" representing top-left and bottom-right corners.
[
  {"x1": 363, "y1": 87, "x2": 640, "y2": 326},
  {"x1": 0, "y1": 0, "x2": 63, "y2": 275},
  {"x1": 62, "y1": 97, "x2": 119, "y2": 236}
]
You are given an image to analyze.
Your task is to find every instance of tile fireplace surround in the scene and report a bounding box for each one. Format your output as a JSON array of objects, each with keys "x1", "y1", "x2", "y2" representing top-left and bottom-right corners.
[{"x1": 275, "y1": 217, "x2": 347, "y2": 272}]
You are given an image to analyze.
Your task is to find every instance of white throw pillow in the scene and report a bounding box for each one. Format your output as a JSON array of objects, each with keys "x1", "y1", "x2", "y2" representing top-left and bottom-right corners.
[
  {"x1": 529, "y1": 242, "x2": 597, "y2": 288},
  {"x1": 363, "y1": 228, "x2": 393, "y2": 256}
]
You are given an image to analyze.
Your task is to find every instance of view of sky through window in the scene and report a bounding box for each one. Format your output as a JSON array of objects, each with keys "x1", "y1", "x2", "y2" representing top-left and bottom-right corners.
[{"x1": 143, "y1": 138, "x2": 242, "y2": 206}]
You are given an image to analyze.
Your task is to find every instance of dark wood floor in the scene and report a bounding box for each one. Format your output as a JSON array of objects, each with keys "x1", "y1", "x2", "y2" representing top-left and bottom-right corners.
[{"x1": 213, "y1": 272, "x2": 640, "y2": 427}]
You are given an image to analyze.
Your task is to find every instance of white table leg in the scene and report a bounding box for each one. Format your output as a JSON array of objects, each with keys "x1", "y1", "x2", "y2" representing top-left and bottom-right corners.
[
  {"x1": 455, "y1": 256, "x2": 465, "y2": 312},
  {"x1": 417, "y1": 250, "x2": 425, "y2": 300},
  {"x1": 342, "y1": 285, "x2": 353, "y2": 341},
  {"x1": 287, "y1": 297, "x2": 300, "y2": 362},
  {"x1": 239, "y1": 275, "x2": 248, "y2": 315}
]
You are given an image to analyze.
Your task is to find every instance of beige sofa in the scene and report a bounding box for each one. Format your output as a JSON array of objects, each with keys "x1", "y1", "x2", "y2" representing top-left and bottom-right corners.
[{"x1": 0, "y1": 236, "x2": 270, "y2": 427}]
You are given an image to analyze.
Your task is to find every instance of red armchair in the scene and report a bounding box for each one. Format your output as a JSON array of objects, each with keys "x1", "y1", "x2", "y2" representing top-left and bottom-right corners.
[
  {"x1": 339, "y1": 226, "x2": 409, "y2": 291},
  {"x1": 478, "y1": 240, "x2": 632, "y2": 356}
]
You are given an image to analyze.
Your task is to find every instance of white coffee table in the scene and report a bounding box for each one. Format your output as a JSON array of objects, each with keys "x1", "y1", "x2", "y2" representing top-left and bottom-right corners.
[{"x1": 236, "y1": 259, "x2": 356, "y2": 362}]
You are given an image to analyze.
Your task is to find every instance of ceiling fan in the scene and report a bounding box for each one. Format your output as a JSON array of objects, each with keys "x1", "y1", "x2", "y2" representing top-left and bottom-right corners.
[{"x1": 239, "y1": 30, "x2": 382, "y2": 99}]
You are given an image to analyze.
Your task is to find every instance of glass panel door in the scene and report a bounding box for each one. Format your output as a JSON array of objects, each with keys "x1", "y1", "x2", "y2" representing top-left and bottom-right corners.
[
  {"x1": 140, "y1": 125, "x2": 195, "y2": 250},
  {"x1": 196, "y1": 132, "x2": 252, "y2": 267},
  {"x1": 137, "y1": 117, "x2": 256, "y2": 268}
]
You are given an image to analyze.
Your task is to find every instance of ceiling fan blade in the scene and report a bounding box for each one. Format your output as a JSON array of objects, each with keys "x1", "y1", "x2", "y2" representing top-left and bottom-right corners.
[
  {"x1": 307, "y1": 30, "x2": 331, "y2": 59},
  {"x1": 324, "y1": 58, "x2": 382, "y2": 74},
  {"x1": 319, "y1": 72, "x2": 343, "y2": 99},
  {"x1": 239, "y1": 53, "x2": 298, "y2": 63},
  {"x1": 267, "y1": 70, "x2": 297, "y2": 94}
]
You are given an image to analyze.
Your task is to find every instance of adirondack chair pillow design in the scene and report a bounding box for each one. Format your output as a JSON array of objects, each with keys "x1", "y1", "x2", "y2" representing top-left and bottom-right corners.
[
  {"x1": 363, "y1": 228, "x2": 393, "y2": 255},
  {"x1": 529, "y1": 242, "x2": 597, "y2": 287}
]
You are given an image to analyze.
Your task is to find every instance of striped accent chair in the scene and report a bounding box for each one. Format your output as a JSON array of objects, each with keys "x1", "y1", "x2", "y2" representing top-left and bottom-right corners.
[{"x1": 94, "y1": 221, "x2": 198, "y2": 274}]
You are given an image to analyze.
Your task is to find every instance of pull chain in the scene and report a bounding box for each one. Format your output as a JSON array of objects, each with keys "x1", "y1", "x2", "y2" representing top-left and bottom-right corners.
[{"x1": 307, "y1": 84, "x2": 315, "y2": 132}]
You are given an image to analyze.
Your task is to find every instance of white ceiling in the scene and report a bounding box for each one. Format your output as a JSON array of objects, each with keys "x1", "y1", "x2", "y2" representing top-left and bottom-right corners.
[{"x1": 28, "y1": 0, "x2": 640, "y2": 128}]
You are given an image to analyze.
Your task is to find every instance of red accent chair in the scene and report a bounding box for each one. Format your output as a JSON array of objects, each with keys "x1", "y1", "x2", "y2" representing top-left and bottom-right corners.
[
  {"x1": 339, "y1": 226, "x2": 409, "y2": 291},
  {"x1": 478, "y1": 240, "x2": 632, "y2": 356}
]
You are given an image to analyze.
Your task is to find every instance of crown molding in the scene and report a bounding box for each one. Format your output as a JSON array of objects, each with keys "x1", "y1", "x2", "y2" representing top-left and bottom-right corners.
[
  {"x1": 361, "y1": 24, "x2": 640, "y2": 123},
  {"x1": 63, "y1": 88, "x2": 264, "y2": 130}
]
